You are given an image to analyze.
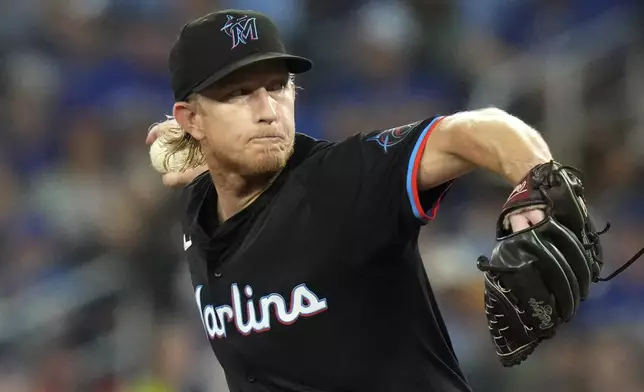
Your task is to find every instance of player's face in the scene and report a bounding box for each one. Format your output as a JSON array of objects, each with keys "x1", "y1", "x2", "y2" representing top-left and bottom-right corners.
[{"x1": 193, "y1": 61, "x2": 296, "y2": 177}]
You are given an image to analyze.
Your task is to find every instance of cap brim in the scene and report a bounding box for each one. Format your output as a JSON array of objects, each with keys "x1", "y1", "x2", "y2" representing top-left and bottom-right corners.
[{"x1": 192, "y1": 53, "x2": 312, "y2": 94}]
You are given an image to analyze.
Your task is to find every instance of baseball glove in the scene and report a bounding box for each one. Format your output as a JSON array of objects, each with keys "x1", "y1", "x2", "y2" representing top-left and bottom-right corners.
[{"x1": 476, "y1": 161, "x2": 643, "y2": 367}]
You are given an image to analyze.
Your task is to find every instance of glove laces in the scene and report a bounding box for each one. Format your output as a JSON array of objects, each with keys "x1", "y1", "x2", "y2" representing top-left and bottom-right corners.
[
  {"x1": 553, "y1": 163, "x2": 644, "y2": 282},
  {"x1": 590, "y1": 222, "x2": 644, "y2": 282},
  {"x1": 478, "y1": 161, "x2": 644, "y2": 282}
]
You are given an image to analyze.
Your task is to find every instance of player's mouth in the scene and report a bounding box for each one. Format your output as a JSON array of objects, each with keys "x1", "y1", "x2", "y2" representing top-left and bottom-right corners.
[{"x1": 250, "y1": 135, "x2": 284, "y2": 143}]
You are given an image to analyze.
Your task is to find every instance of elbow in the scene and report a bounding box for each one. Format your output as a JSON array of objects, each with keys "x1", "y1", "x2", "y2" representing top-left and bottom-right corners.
[
  {"x1": 440, "y1": 107, "x2": 512, "y2": 140},
  {"x1": 443, "y1": 107, "x2": 511, "y2": 131},
  {"x1": 478, "y1": 106, "x2": 506, "y2": 115},
  {"x1": 465, "y1": 107, "x2": 534, "y2": 138},
  {"x1": 473, "y1": 107, "x2": 512, "y2": 121},
  {"x1": 438, "y1": 107, "x2": 541, "y2": 155}
]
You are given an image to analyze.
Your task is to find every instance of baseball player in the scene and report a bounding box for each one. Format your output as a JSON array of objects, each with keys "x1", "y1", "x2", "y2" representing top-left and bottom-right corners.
[{"x1": 146, "y1": 9, "x2": 642, "y2": 392}]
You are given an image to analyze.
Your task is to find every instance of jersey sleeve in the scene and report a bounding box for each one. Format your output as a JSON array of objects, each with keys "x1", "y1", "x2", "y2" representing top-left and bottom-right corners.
[{"x1": 326, "y1": 116, "x2": 454, "y2": 228}]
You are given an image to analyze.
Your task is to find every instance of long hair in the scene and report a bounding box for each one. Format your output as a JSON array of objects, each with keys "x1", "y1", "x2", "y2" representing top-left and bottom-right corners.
[{"x1": 148, "y1": 114, "x2": 205, "y2": 173}]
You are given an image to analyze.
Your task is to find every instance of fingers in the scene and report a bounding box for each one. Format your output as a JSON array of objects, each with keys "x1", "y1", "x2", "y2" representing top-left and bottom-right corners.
[
  {"x1": 146, "y1": 118, "x2": 205, "y2": 188},
  {"x1": 509, "y1": 214, "x2": 530, "y2": 232},
  {"x1": 161, "y1": 172, "x2": 186, "y2": 188},
  {"x1": 509, "y1": 209, "x2": 546, "y2": 232},
  {"x1": 161, "y1": 166, "x2": 208, "y2": 188},
  {"x1": 524, "y1": 209, "x2": 546, "y2": 225},
  {"x1": 146, "y1": 127, "x2": 158, "y2": 145}
]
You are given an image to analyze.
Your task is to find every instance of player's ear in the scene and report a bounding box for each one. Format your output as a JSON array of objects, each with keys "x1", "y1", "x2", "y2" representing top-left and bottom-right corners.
[{"x1": 173, "y1": 99, "x2": 205, "y2": 141}]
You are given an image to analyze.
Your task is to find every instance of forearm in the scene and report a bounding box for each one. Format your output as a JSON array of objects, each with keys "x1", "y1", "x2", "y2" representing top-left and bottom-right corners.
[{"x1": 441, "y1": 108, "x2": 553, "y2": 185}]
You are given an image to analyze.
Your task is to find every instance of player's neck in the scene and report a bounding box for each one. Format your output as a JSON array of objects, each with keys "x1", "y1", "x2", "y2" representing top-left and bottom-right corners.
[{"x1": 209, "y1": 168, "x2": 280, "y2": 222}]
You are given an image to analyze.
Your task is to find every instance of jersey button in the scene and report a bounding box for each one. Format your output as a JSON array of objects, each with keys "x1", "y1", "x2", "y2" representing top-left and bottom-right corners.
[
  {"x1": 246, "y1": 374, "x2": 256, "y2": 383},
  {"x1": 214, "y1": 271, "x2": 222, "y2": 278}
]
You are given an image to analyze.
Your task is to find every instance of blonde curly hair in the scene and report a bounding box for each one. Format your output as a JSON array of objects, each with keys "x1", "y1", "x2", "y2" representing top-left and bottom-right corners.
[{"x1": 148, "y1": 114, "x2": 205, "y2": 173}]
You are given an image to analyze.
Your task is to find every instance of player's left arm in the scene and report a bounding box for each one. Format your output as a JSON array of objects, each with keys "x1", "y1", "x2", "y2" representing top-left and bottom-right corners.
[
  {"x1": 419, "y1": 108, "x2": 553, "y2": 229},
  {"x1": 419, "y1": 108, "x2": 553, "y2": 190}
]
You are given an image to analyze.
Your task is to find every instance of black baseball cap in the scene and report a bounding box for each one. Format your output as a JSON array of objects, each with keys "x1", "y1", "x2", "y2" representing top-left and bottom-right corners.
[{"x1": 169, "y1": 9, "x2": 312, "y2": 102}]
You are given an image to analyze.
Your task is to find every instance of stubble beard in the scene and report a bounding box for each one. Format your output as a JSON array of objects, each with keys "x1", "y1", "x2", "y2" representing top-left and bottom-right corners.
[
  {"x1": 212, "y1": 138, "x2": 295, "y2": 179},
  {"x1": 250, "y1": 140, "x2": 295, "y2": 176}
]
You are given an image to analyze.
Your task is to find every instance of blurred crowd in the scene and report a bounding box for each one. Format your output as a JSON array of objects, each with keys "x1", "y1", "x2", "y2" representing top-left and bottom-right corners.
[{"x1": 1, "y1": 0, "x2": 644, "y2": 391}]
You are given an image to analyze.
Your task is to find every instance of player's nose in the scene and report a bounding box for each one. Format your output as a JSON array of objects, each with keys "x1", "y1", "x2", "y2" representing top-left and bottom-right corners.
[{"x1": 252, "y1": 87, "x2": 278, "y2": 124}]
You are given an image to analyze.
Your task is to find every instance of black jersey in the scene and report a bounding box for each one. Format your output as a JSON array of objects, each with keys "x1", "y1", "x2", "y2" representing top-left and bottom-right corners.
[{"x1": 181, "y1": 116, "x2": 472, "y2": 392}]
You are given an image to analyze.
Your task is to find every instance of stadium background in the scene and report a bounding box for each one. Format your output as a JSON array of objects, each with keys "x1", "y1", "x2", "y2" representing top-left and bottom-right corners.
[{"x1": 2, "y1": 0, "x2": 644, "y2": 391}]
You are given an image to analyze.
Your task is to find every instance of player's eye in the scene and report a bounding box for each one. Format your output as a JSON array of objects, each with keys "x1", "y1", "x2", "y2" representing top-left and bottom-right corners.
[
  {"x1": 267, "y1": 79, "x2": 288, "y2": 92},
  {"x1": 226, "y1": 88, "x2": 251, "y2": 99}
]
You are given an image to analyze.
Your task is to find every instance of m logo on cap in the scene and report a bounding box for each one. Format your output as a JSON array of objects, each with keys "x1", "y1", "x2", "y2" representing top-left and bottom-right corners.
[{"x1": 221, "y1": 15, "x2": 259, "y2": 49}]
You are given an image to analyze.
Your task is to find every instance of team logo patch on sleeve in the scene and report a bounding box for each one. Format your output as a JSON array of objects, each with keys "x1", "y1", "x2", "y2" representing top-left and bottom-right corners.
[{"x1": 366, "y1": 121, "x2": 420, "y2": 153}]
